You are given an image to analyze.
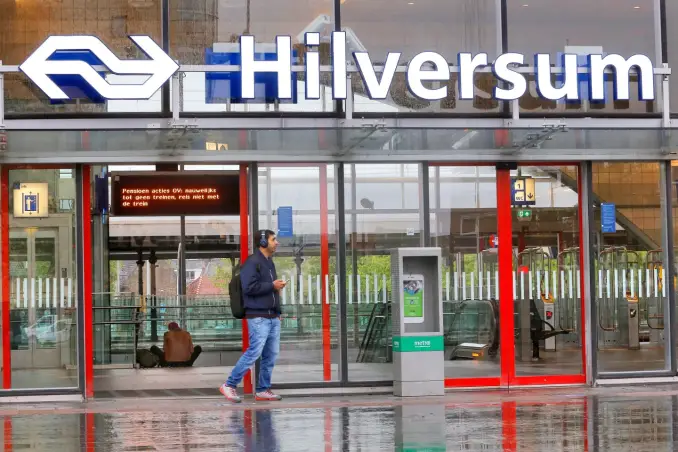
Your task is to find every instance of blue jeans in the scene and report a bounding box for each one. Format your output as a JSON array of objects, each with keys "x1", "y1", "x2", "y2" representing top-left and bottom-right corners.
[{"x1": 226, "y1": 317, "x2": 280, "y2": 392}]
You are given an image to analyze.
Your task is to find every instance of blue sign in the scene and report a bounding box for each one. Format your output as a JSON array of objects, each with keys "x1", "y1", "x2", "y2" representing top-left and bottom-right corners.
[
  {"x1": 22, "y1": 193, "x2": 38, "y2": 214},
  {"x1": 601, "y1": 203, "x2": 616, "y2": 233},
  {"x1": 205, "y1": 44, "x2": 298, "y2": 104},
  {"x1": 45, "y1": 50, "x2": 107, "y2": 104},
  {"x1": 277, "y1": 206, "x2": 294, "y2": 238}
]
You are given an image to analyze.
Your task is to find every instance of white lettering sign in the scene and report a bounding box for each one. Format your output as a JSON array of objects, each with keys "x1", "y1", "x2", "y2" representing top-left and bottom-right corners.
[{"x1": 19, "y1": 33, "x2": 661, "y2": 102}]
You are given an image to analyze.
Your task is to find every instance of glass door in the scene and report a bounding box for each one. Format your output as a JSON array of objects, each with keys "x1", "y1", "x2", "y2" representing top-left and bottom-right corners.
[
  {"x1": 430, "y1": 163, "x2": 586, "y2": 387},
  {"x1": 430, "y1": 165, "x2": 501, "y2": 386},
  {"x1": 509, "y1": 165, "x2": 585, "y2": 382},
  {"x1": 10, "y1": 227, "x2": 73, "y2": 373},
  {"x1": 3, "y1": 167, "x2": 79, "y2": 390}
]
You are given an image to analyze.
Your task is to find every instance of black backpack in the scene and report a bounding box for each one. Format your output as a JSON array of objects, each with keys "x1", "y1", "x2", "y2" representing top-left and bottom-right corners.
[{"x1": 229, "y1": 260, "x2": 260, "y2": 319}]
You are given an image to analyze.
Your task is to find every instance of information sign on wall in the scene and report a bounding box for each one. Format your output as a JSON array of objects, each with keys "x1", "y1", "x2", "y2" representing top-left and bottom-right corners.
[
  {"x1": 13, "y1": 182, "x2": 49, "y2": 218},
  {"x1": 276, "y1": 206, "x2": 294, "y2": 238},
  {"x1": 110, "y1": 172, "x2": 240, "y2": 216},
  {"x1": 511, "y1": 177, "x2": 536, "y2": 206},
  {"x1": 601, "y1": 202, "x2": 616, "y2": 233}
]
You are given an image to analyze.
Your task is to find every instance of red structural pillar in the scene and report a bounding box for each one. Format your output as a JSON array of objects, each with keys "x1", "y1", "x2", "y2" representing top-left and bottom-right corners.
[
  {"x1": 83, "y1": 165, "x2": 94, "y2": 398},
  {"x1": 239, "y1": 164, "x2": 253, "y2": 394},
  {"x1": 1, "y1": 166, "x2": 10, "y2": 389},
  {"x1": 319, "y1": 165, "x2": 331, "y2": 380},
  {"x1": 497, "y1": 169, "x2": 515, "y2": 387},
  {"x1": 577, "y1": 166, "x2": 588, "y2": 381}
]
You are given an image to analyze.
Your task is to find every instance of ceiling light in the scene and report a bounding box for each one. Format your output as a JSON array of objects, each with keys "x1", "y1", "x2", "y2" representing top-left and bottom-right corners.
[{"x1": 633, "y1": 5, "x2": 640, "y2": 8}]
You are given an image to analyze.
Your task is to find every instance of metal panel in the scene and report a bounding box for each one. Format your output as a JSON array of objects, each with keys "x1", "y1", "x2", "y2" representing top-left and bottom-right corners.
[
  {"x1": 2, "y1": 149, "x2": 676, "y2": 165},
  {"x1": 2, "y1": 117, "x2": 674, "y2": 130}
]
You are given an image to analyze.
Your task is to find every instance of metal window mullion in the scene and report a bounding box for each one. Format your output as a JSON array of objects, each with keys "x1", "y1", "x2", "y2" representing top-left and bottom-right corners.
[
  {"x1": 161, "y1": 0, "x2": 170, "y2": 115},
  {"x1": 499, "y1": 0, "x2": 509, "y2": 117},
  {"x1": 333, "y1": 0, "x2": 343, "y2": 117},
  {"x1": 419, "y1": 162, "x2": 430, "y2": 246},
  {"x1": 0, "y1": 65, "x2": 4, "y2": 129},
  {"x1": 336, "y1": 163, "x2": 349, "y2": 384},
  {"x1": 660, "y1": 161, "x2": 676, "y2": 373},
  {"x1": 580, "y1": 161, "x2": 597, "y2": 383},
  {"x1": 248, "y1": 163, "x2": 261, "y2": 387},
  {"x1": 75, "y1": 164, "x2": 86, "y2": 395}
]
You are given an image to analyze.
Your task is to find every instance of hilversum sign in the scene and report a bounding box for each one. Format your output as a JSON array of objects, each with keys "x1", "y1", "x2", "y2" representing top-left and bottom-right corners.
[{"x1": 19, "y1": 32, "x2": 659, "y2": 102}]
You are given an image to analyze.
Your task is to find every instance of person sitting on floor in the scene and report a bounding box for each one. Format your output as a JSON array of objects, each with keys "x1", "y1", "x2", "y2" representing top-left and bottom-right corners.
[{"x1": 150, "y1": 322, "x2": 202, "y2": 367}]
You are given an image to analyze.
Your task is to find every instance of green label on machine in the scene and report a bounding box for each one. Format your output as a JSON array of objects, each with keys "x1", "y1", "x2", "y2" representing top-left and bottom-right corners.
[
  {"x1": 392, "y1": 336, "x2": 444, "y2": 352},
  {"x1": 403, "y1": 277, "x2": 424, "y2": 318}
]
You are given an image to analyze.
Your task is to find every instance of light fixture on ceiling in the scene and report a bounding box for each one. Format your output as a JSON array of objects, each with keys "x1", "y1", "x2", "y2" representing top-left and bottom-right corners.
[{"x1": 633, "y1": 5, "x2": 640, "y2": 9}]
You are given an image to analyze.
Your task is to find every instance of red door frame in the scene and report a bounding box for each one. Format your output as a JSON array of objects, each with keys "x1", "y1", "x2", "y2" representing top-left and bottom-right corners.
[
  {"x1": 0, "y1": 164, "x2": 92, "y2": 393},
  {"x1": 431, "y1": 162, "x2": 586, "y2": 388}
]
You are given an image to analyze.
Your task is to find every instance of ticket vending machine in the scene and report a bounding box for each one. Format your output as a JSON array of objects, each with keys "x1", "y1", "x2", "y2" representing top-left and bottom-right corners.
[
  {"x1": 392, "y1": 247, "x2": 444, "y2": 397},
  {"x1": 542, "y1": 296, "x2": 556, "y2": 352}
]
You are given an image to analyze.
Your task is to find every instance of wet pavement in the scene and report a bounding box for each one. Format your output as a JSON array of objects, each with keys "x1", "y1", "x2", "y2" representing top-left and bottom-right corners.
[{"x1": 4, "y1": 386, "x2": 678, "y2": 450}]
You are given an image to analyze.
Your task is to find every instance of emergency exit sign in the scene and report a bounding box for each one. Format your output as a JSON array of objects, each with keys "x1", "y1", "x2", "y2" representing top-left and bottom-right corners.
[{"x1": 517, "y1": 209, "x2": 532, "y2": 218}]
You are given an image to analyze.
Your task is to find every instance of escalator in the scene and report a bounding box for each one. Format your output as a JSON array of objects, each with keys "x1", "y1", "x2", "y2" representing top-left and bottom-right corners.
[
  {"x1": 542, "y1": 168, "x2": 658, "y2": 250},
  {"x1": 356, "y1": 303, "x2": 392, "y2": 363},
  {"x1": 356, "y1": 299, "x2": 498, "y2": 363},
  {"x1": 356, "y1": 297, "x2": 570, "y2": 363}
]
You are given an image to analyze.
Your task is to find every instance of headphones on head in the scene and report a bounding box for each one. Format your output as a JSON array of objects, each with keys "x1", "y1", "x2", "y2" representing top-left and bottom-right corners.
[{"x1": 259, "y1": 230, "x2": 268, "y2": 248}]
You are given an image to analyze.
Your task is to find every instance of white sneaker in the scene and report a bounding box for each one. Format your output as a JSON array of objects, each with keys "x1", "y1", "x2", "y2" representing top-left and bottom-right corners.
[
  {"x1": 255, "y1": 390, "x2": 282, "y2": 401},
  {"x1": 219, "y1": 384, "x2": 242, "y2": 403}
]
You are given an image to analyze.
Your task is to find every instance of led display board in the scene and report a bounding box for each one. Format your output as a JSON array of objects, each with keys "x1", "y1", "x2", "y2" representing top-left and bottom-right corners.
[{"x1": 110, "y1": 172, "x2": 240, "y2": 216}]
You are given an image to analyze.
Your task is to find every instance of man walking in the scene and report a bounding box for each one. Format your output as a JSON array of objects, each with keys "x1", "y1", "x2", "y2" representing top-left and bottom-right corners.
[{"x1": 220, "y1": 229, "x2": 286, "y2": 403}]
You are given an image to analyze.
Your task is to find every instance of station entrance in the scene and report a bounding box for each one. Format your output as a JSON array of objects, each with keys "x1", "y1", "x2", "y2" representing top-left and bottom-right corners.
[{"x1": 0, "y1": 161, "x2": 673, "y2": 396}]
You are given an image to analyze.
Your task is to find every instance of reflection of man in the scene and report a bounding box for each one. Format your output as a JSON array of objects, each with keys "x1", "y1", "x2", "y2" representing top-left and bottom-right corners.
[{"x1": 150, "y1": 322, "x2": 202, "y2": 367}]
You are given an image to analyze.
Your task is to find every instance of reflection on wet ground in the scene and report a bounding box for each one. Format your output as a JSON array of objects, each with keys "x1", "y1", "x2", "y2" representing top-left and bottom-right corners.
[{"x1": 4, "y1": 387, "x2": 678, "y2": 450}]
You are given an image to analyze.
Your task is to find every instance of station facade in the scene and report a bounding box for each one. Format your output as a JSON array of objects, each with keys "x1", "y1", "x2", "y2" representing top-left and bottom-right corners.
[{"x1": 1, "y1": 0, "x2": 678, "y2": 400}]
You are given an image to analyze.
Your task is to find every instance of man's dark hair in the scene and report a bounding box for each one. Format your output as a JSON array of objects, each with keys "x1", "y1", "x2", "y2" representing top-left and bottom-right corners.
[{"x1": 255, "y1": 229, "x2": 276, "y2": 249}]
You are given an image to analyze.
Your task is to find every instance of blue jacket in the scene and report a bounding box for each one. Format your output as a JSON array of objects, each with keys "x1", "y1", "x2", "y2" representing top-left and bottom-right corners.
[{"x1": 240, "y1": 249, "x2": 281, "y2": 316}]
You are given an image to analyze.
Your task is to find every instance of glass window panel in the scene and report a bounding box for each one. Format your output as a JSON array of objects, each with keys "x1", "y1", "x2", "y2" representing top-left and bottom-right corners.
[
  {"x1": 7, "y1": 168, "x2": 78, "y2": 389},
  {"x1": 511, "y1": 166, "x2": 583, "y2": 377},
  {"x1": 257, "y1": 165, "x2": 339, "y2": 383},
  {"x1": 342, "y1": 0, "x2": 500, "y2": 114},
  {"x1": 430, "y1": 165, "x2": 500, "y2": 380},
  {"x1": 594, "y1": 162, "x2": 667, "y2": 373},
  {"x1": 0, "y1": 4, "x2": 161, "y2": 114},
  {"x1": 507, "y1": 0, "x2": 658, "y2": 115},
  {"x1": 170, "y1": 0, "x2": 336, "y2": 112}
]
